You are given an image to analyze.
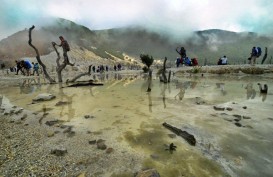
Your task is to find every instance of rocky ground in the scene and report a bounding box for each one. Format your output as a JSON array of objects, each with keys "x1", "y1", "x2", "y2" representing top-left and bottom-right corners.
[{"x1": 0, "y1": 95, "x2": 147, "y2": 177}]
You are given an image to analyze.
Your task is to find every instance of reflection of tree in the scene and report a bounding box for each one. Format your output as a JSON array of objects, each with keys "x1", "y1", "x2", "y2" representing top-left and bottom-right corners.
[
  {"x1": 58, "y1": 84, "x2": 76, "y2": 122},
  {"x1": 160, "y1": 83, "x2": 167, "y2": 108},
  {"x1": 175, "y1": 88, "x2": 185, "y2": 101},
  {"x1": 245, "y1": 83, "x2": 256, "y2": 99}
]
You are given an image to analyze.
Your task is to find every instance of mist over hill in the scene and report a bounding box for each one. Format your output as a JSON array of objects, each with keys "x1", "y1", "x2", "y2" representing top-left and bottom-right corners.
[{"x1": 1, "y1": 18, "x2": 272, "y2": 67}]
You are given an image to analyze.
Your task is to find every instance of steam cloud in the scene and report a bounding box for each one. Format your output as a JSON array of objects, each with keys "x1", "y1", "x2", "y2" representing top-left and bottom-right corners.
[{"x1": 1, "y1": 0, "x2": 273, "y2": 40}]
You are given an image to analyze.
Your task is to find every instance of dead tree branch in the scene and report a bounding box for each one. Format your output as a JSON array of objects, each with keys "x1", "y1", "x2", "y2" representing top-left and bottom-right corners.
[
  {"x1": 52, "y1": 42, "x2": 67, "y2": 82},
  {"x1": 67, "y1": 65, "x2": 93, "y2": 83},
  {"x1": 28, "y1": 25, "x2": 56, "y2": 84},
  {"x1": 261, "y1": 47, "x2": 268, "y2": 64}
]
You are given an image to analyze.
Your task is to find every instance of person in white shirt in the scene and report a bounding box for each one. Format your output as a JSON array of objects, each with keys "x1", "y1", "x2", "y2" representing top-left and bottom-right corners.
[{"x1": 221, "y1": 56, "x2": 228, "y2": 65}]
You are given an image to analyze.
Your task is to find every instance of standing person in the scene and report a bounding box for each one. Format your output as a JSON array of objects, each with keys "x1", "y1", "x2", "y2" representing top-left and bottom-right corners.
[
  {"x1": 15, "y1": 60, "x2": 24, "y2": 75},
  {"x1": 250, "y1": 46, "x2": 257, "y2": 66},
  {"x1": 221, "y1": 56, "x2": 228, "y2": 65},
  {"x1": 32, "y1": 62, "x2": 39, "y2": 76},
  {"x1": 176, "y1": 47, "x2": 187, "y2": 64},
  {"x1": 56, "y1": 36, "x2": 74, "y2": 66}
]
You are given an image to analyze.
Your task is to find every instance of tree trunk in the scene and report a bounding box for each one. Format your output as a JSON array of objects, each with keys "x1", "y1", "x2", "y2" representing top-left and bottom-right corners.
[
  {"x1": 28, "y1": 25, "x2": 56, "y2": 84},
  {"x1": 261, "y1": 47, "x2": 268, "y2": 64},
  {"x1": 67, "y1": 65, "x2": 92, "y2": 83},
  {"x1": 161, "y1": 57, "x2": 167, "y2": 83},
  {"x1": 52, "y1": 42, "x2": 67, "y2": 82}
]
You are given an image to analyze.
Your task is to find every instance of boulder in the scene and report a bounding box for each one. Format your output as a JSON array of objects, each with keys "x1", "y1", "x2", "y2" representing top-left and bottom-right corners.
[{"x1": 33, "y1": 93, "x2": 56, "y2": 101}]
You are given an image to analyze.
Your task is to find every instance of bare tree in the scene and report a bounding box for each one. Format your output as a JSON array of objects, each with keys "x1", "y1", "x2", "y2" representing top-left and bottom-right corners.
[
  {"x1": 261, "y1": 47, "x2": 268, "y2": 64},
  {"x1": 28, "y1": 25, "x2": 56, "y2": 84}
]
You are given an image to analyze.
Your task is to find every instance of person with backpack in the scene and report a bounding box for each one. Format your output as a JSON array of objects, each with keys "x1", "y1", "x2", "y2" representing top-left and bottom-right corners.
[
  {"x1": 32, "y1": 62, "x2": 39, "y2": 76},
  {"x1": 250, "y1": 46, "x2": 262, "y2": 66},
  {"x1": 56, "y1": 36, "x2": 74, "y2": 66}
]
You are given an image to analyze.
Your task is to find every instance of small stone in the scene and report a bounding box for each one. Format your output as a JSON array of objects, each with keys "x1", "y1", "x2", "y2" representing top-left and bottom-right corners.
[
  {"x1": 226, "y1": 107, "x2": 233, "y2": 111},
  {"x1": 242, "y1": 106, "x2": 247, "y2": 109},
  {"x1": 88, "y1": 140, "x2": 97, "y2": 145},
  {"x1": 234, "y1": 122, "x2": 242, "y2": 127},
  {"x1": 106, "y1": 148, "x2": 114, "y2": 153},
  {"x1": 234, "y1": 119, "x2": 240, "y2": 122},
  {"x1": 213, "y1": 106, "x2": 225, "y2": 111},
  {"x1": 97, "y1": 143, "x2": 107, "y2": 150},
  {"x1": 84, "y1": 115, "x2": 90, "y2": 119},
  {"x1": 20, "y1": 114, "x2": 27, "y2": 120},
  {"x1": 50, "y1": 148, "x2": 67, "y2": 156},
  {"x1": 47, "y1": 131, "x2": 55, "y2": 137},
  {"x1": 243, "y1": 116, "x2": 251, "y2": 119}
]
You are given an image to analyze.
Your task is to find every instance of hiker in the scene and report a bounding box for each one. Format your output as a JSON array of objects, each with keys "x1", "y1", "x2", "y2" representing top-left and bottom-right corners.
[
  {"x1": 250, "y1": 46, "x2": 257, "y2": 65},
  {"x1": 184, "y1": 57, "x2": 192, "y2": 66},
  {"x1": 56, "y1": 36, "x2": 74, "y2": 66},
  {"x1": 176, "y1": 57, "x2": 180, "y2": 67},
  {"x1": 191, "y1": 58, "x2": 198, "y2": 66},
  {"x1": 23, "y1": 60, "x2": 32, "y2": 76},
  {"x1": 15, "y1": 60, "x2": 25, "y2": 75},
  {"x1": 32, "y1": 62, "x2": 39, "y2": 76},
  {"x1": 221, "y1": 56, "x2": 228, "y2": 65},
  {"x1": 176, "y1": 47, "x2": 187, "y2": 65}
]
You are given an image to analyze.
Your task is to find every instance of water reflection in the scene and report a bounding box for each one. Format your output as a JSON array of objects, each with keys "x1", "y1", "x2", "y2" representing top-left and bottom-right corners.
[
  {"x1": 245, "y1": 83, "x2": 256, "y2": 99},
  {"x1": 216, "y1": 83, "x2": 227, "y2": 96},
  {"x1": 19, "y1": 78, "x2": 41, "y2": 94},
  {"x1": 1, "y1": 73, "x2": 273, "y2": 177},
  {"x1": 58, "y1": 84, "x2": 76, "y2": 121}
]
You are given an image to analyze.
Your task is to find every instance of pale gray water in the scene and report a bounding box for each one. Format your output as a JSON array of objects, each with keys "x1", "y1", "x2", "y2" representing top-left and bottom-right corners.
[{"x1": 1, "y1": 72, "x2": 273, "y2": 177}]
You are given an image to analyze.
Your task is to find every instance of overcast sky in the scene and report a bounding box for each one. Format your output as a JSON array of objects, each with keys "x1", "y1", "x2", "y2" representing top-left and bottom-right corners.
[{"x1": 1, "y1": 0, "x2": 273, "y2": 40}]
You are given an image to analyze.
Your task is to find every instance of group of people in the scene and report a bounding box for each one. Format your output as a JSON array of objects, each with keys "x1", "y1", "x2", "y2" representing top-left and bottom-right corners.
[
  {"x1": 15, "y1": 60, "x2": 40, "y2": 76},
  {"x1": 175, "y1": 47, "x2": 199, "y2": 67}
]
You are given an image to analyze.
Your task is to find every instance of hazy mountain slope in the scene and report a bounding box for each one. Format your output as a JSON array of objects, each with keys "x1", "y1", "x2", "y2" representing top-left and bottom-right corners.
[{"x1": 1, "y1": 18, "x2": 273, "y2": 67}]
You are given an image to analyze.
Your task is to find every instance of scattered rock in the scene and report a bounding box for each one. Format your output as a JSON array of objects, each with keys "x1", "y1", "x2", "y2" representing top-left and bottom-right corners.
[
  {"x1": 135, "y1": 169, "x2": 160, "y2": 177},
  {"x1": 84, "y1": 115, "x2": 95, "y2": 119},
  {"x1": 33, "y1": 93, "x2": 56, "y2": 102},
  {"x1": 97, "y1": 143, "x2": 107, "y2": 150},
  {"x1": 88, "y1": 140, "x2": 97, "y2": 145},
  {"x1": 213, "y1": 106, "x2": 225, "y2": 111},
  {"x1": 50, "y1": 148, "x2": 68, "y2": 156},
  {"x1": 20, "y1": 114, "x2": 27, "y2": 120},
  {"x1": 226, "y1": 107, "x2": 233, "y2": 111},
  {"x1": 47, "y1": 131, "x2": 55, "y2": 137},
  {"x1": 268, "y1": 118, "x2": 273, "y2": 121},
  {"x1": 84, "y1": 115, "x2": 90, "y2": 119},
  {"x1": 45, "y1": 120, "x2": 60, "y2": 126},
  {"x1": 234, "y1": 122, "x2": 242, "y2": 127},
  {"x1": 106, "y1": 148, "x2": 114, "y2": 154},
  {"x1": 242, "y1": 106, "x2": 247, "y2": 109},
  {"x1": 234, "y1": 119, "x2": 240, "y2": 122},
  {"x1": 243, "y1": 116, "x2": 251, "y2": 119}
]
